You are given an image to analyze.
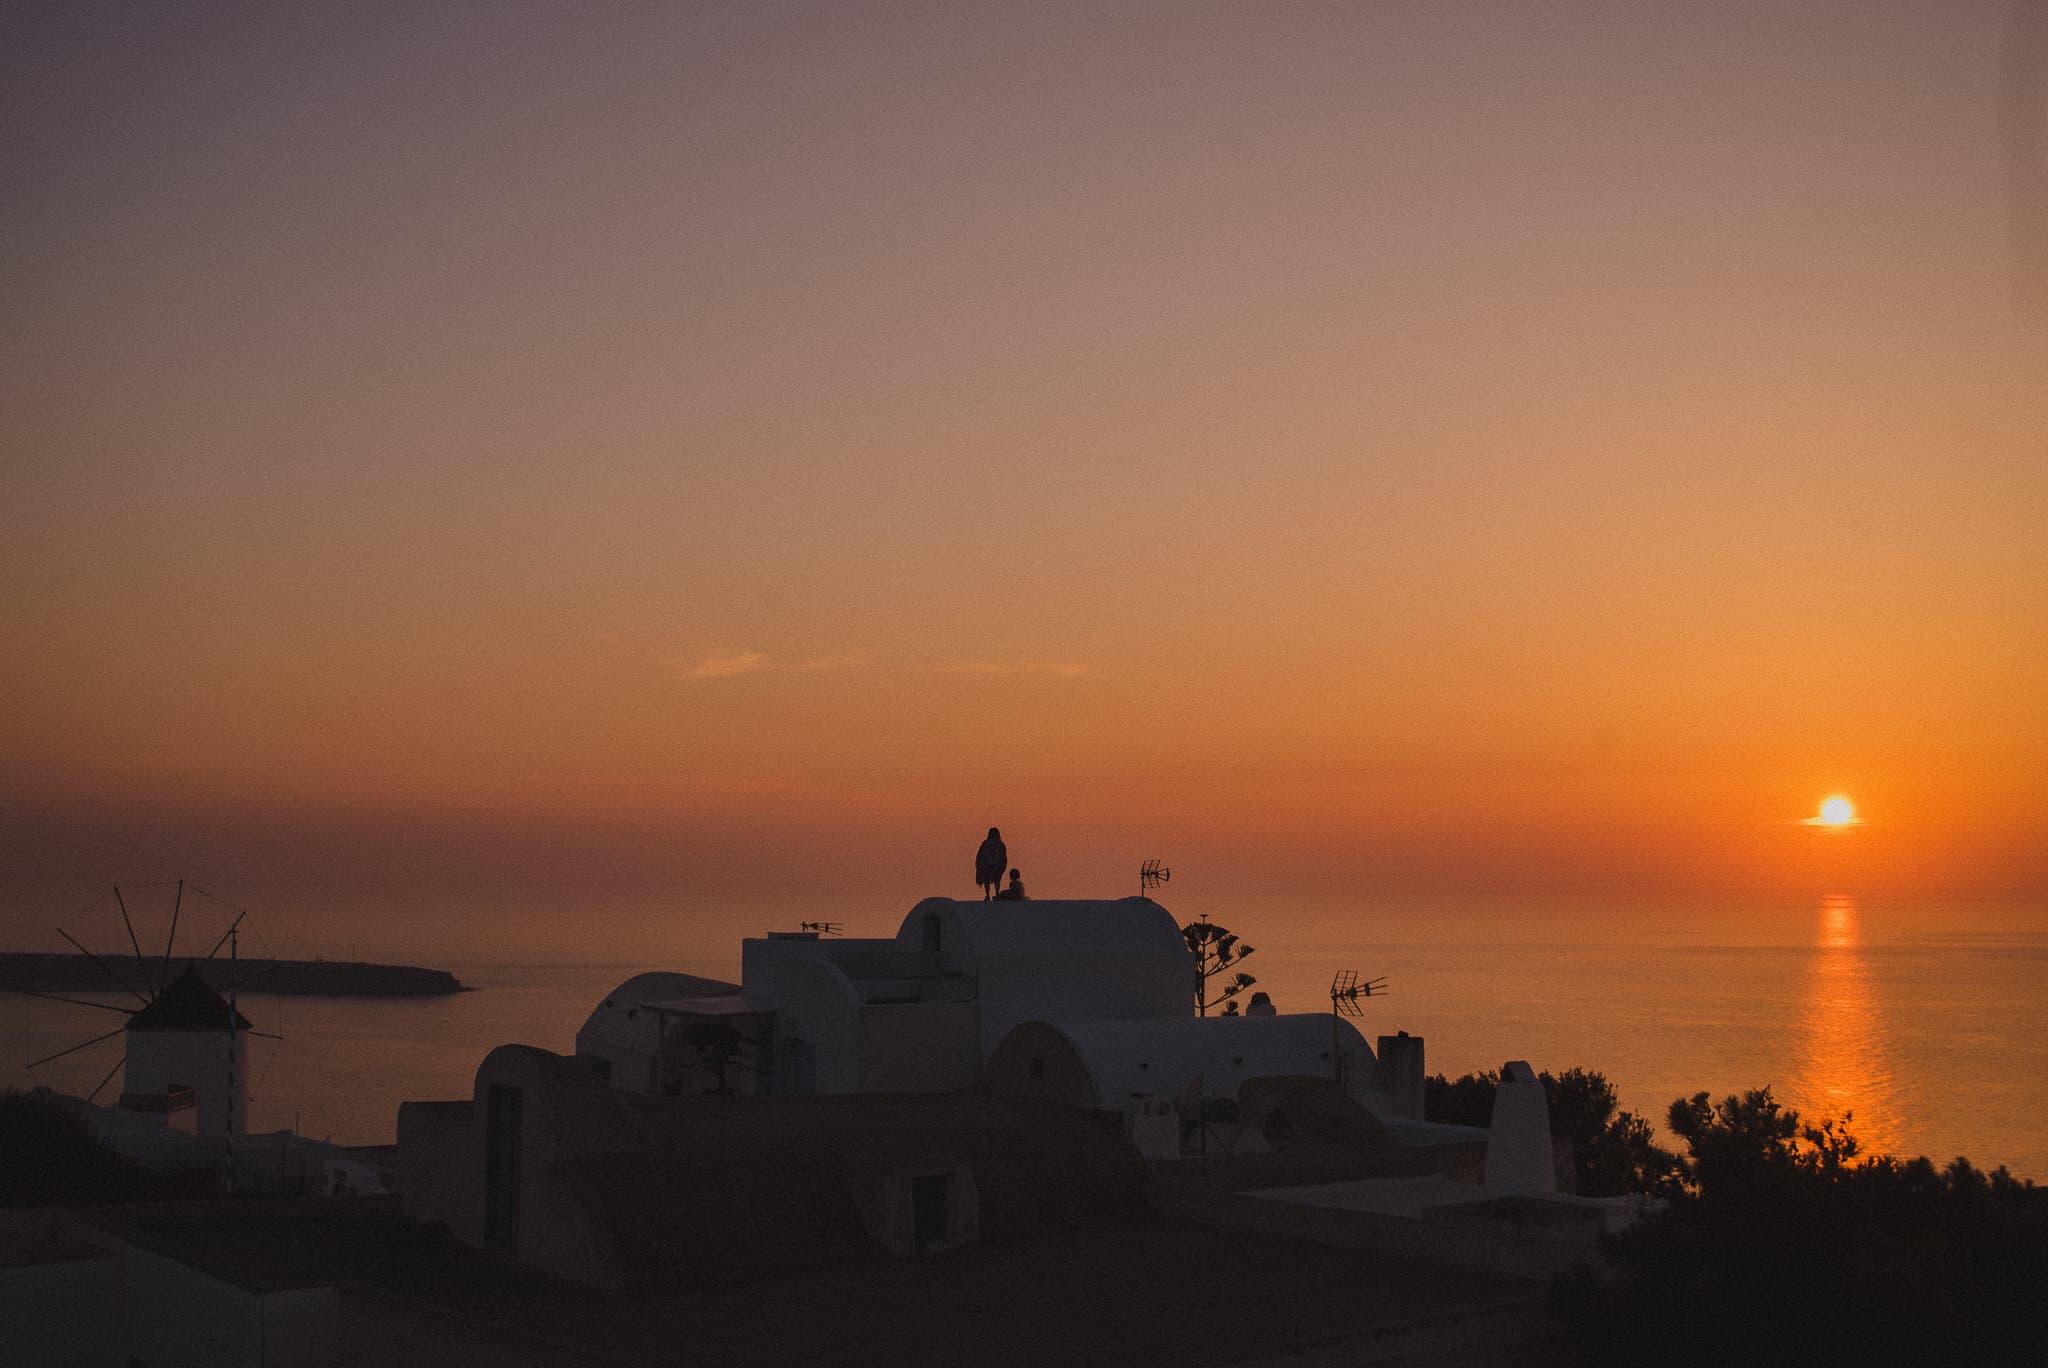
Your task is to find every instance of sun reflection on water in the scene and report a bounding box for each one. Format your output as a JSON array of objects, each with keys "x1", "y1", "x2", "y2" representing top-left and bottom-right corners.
[{"x1": 1790, "y1": 894, "x2": 1899, "y2": 1156}]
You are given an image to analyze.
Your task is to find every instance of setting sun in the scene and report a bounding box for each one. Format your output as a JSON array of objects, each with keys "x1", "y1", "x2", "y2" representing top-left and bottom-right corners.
[{"x1": 1806, "y1": 796, "x2": 1859, "y2": 828}]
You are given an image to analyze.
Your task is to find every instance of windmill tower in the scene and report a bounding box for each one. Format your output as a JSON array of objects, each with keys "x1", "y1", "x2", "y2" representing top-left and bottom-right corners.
[{"x1": 122, "y1": 963, "x2": 251, "y2": 1137}]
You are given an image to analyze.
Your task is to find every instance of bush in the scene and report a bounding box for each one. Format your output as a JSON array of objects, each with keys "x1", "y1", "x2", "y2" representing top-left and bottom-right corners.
[
  {"x1": 0, "y1": 1089, "x2": 216, "y2": 1206},
  {"x1": 1423, "y1": 1067, "x2": 1679, "y2": 1196},
  {"x1": 1555, "y1": 1088, "x2": 2048, "y2": 1366}
]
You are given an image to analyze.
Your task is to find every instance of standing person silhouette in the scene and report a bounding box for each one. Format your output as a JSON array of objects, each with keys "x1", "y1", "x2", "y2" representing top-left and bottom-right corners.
[{"x1": 975, "y1": 827, "x2": 1008, "y2": 900}]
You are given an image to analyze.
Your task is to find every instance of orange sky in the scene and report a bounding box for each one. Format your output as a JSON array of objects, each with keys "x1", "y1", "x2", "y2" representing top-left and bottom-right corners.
[{"x1": 3, "y1": 3, "x2": 2043, "y2": 957}]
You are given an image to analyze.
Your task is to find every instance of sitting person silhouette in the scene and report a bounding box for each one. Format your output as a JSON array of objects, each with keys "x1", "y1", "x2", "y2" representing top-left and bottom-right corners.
[{"x1": 993, "y1": 869, "x2": 1028, "y2": 901}]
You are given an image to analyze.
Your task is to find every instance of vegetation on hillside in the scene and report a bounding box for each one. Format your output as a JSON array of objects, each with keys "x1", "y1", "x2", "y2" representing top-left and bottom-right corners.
[
  {"x1": 1427, "y1": 1067, "x2": 2045, "y2": 1362},
  {"x1": 1557, "y1": 1087, "x2": 2047, "y2": 1366},
  {"x1": 1425, "y1": 1066, "x2": 1680, "y2": 1196}
]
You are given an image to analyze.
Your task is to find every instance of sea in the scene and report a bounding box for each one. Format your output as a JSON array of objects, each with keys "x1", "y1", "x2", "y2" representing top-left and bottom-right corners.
[{"x1": 6, "y1": 893, "x2": 2044, "y2": 1180}]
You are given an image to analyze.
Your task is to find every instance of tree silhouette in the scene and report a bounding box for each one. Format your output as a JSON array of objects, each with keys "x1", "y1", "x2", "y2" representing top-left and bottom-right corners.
[
  {"x1": 1555, "y1": 1087, "x2": 2048, "y2": 1367},
  {"x1": 673, "y1": 1019, "x2": 750, "y2": 1096},
  {"x1": 1424, "y1": 1066, "x2": 1678, "y2": 1196},
  {"x1": 1181, "y1": 916, "x2": 1255, "y2": 1017},
  {"x1": 1, "y1": 1090, "x2": 215, "y2": 1205}
]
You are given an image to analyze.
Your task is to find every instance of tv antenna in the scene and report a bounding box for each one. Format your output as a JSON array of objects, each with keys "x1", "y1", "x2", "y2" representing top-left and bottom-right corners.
[
  {"x1": 1328, "y1": 969, "x2": 1386, "y2": 1086},
  {"x1": 1329, "y1": 969, "x2": 1387, "y2": 1016},
  {"x1": 1139, "y1": 859, "x2": 1170, "y2": 900},
  {"x1": 799, "y1": 921, "x2": 843, "y2": 937}
]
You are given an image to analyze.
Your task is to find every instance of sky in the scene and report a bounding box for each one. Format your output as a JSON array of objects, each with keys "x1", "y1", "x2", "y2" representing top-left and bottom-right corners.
[{"x1": 3, "y1": 2, "x2": 2044, "y2": 961}]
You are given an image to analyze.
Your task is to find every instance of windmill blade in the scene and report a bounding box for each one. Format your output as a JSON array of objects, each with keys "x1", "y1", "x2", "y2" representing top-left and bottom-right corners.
[
  {"x1": 158, "y1": 879, "x2": 184, "y2": 987},
  {"x1": 27, "y1": 1024, "x2": 128, "y2": 1070},
  {"x1": 113, "y1": 885, "x2": 153, "y2": 996},
  {"x1": 86, "y1": 1053, "x2": 126, "y2": 1105},
  {"x1": 16, "y1": 990, "x2": 137, "y2": 1015},
  {"x1": 200, "y1": 910, "x2": 249, "y2": 962},
  {"x1": 57, "y1": 929, "x2": 149, "y2": 1006}
]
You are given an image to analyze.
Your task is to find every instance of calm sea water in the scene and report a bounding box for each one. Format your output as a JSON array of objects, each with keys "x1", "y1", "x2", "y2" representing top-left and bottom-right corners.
[{"x1": 7, "y1": 895, "x2": 2043, "y2": 1178}]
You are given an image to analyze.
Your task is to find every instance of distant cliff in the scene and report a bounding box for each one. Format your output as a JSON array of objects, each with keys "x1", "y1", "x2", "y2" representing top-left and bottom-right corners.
[{"x1": 0, "y1": 953, "x2": 464, "y2": 998}]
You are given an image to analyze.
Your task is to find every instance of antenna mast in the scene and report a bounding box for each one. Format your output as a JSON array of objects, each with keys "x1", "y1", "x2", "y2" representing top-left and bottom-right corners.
[
  {"x1": 224, "y1": 923, "x2": 238, "y2": 1190},
  {"x1": 1328, "y1": 969, "x2": 1387, "y2": 1086}
]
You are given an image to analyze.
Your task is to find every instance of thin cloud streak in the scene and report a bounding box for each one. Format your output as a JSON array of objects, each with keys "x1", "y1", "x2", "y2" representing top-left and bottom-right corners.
[
  {"x1": 943, "y1": 661, "x2": 1089, "y2": 678},
  {"x1": 681, "y1": 651, "x2": 869, "y2": 681},
  {"x1": 684, "y1": 650, "x2": 768, "y2": 680}
]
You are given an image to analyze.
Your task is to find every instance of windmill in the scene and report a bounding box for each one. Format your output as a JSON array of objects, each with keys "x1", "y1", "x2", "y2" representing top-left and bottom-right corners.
[
  {"x1": 19, "y1": 881, "x2": 276, "y2": 1138},
  {"x1": 1328, "y1": 969, "x2": 1387, "y2": 1086}
]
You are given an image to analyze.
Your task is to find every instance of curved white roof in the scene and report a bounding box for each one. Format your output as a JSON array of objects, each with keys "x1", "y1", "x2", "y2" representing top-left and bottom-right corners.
[
  {"x1": 1031, "y1": 1013, "x2": 1376, "y2": 1106},
  {"x1": 576, "y1": 971, "x2": 738, "y2": 1054},
  {"x1": 896, "y1": 897, "x2": 1186, "y2": 961}
]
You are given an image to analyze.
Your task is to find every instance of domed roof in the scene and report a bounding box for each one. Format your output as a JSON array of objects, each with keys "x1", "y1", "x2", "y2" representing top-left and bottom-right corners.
[
  {"x1": 125, "y1": 963, "x2": 252, "y2": 1032},
  {"x1": 896, "y1": 898, "x2": 1186, "y2": 960}
]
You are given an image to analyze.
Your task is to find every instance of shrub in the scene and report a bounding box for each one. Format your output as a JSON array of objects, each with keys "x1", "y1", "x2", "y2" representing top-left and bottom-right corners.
[
  {"x1": 0, "y1": 1089, "x2": 216, "y2": 1206},
  {"x1": 1423, "y1": 1067, "x2": 1678, "y2": 1196},
  {"x1": 1556, "y1": 1088, "x2": 2048, "y2": 1367}
]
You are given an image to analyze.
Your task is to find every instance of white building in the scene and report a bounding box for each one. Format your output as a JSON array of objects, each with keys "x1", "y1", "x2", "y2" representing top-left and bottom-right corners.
[
  {"x1": 577, "y1": 896, "x2": 1414, "y2": 1132},
  {"x1": 985, "y1": 1013, "x2": 1376, "y2": 1113},
  {"x1": 573, "y1": 970, "x2": 740, "y2": 1094}
]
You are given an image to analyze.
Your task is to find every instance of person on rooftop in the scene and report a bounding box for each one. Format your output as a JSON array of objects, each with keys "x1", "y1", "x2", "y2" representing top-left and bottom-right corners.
[
  {"x1": 975, "y1": 827, "x2": 1008, "y2": 900},
  {"x1": 994, "y1": 869, "x2": 1028, "y2": 901}
]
